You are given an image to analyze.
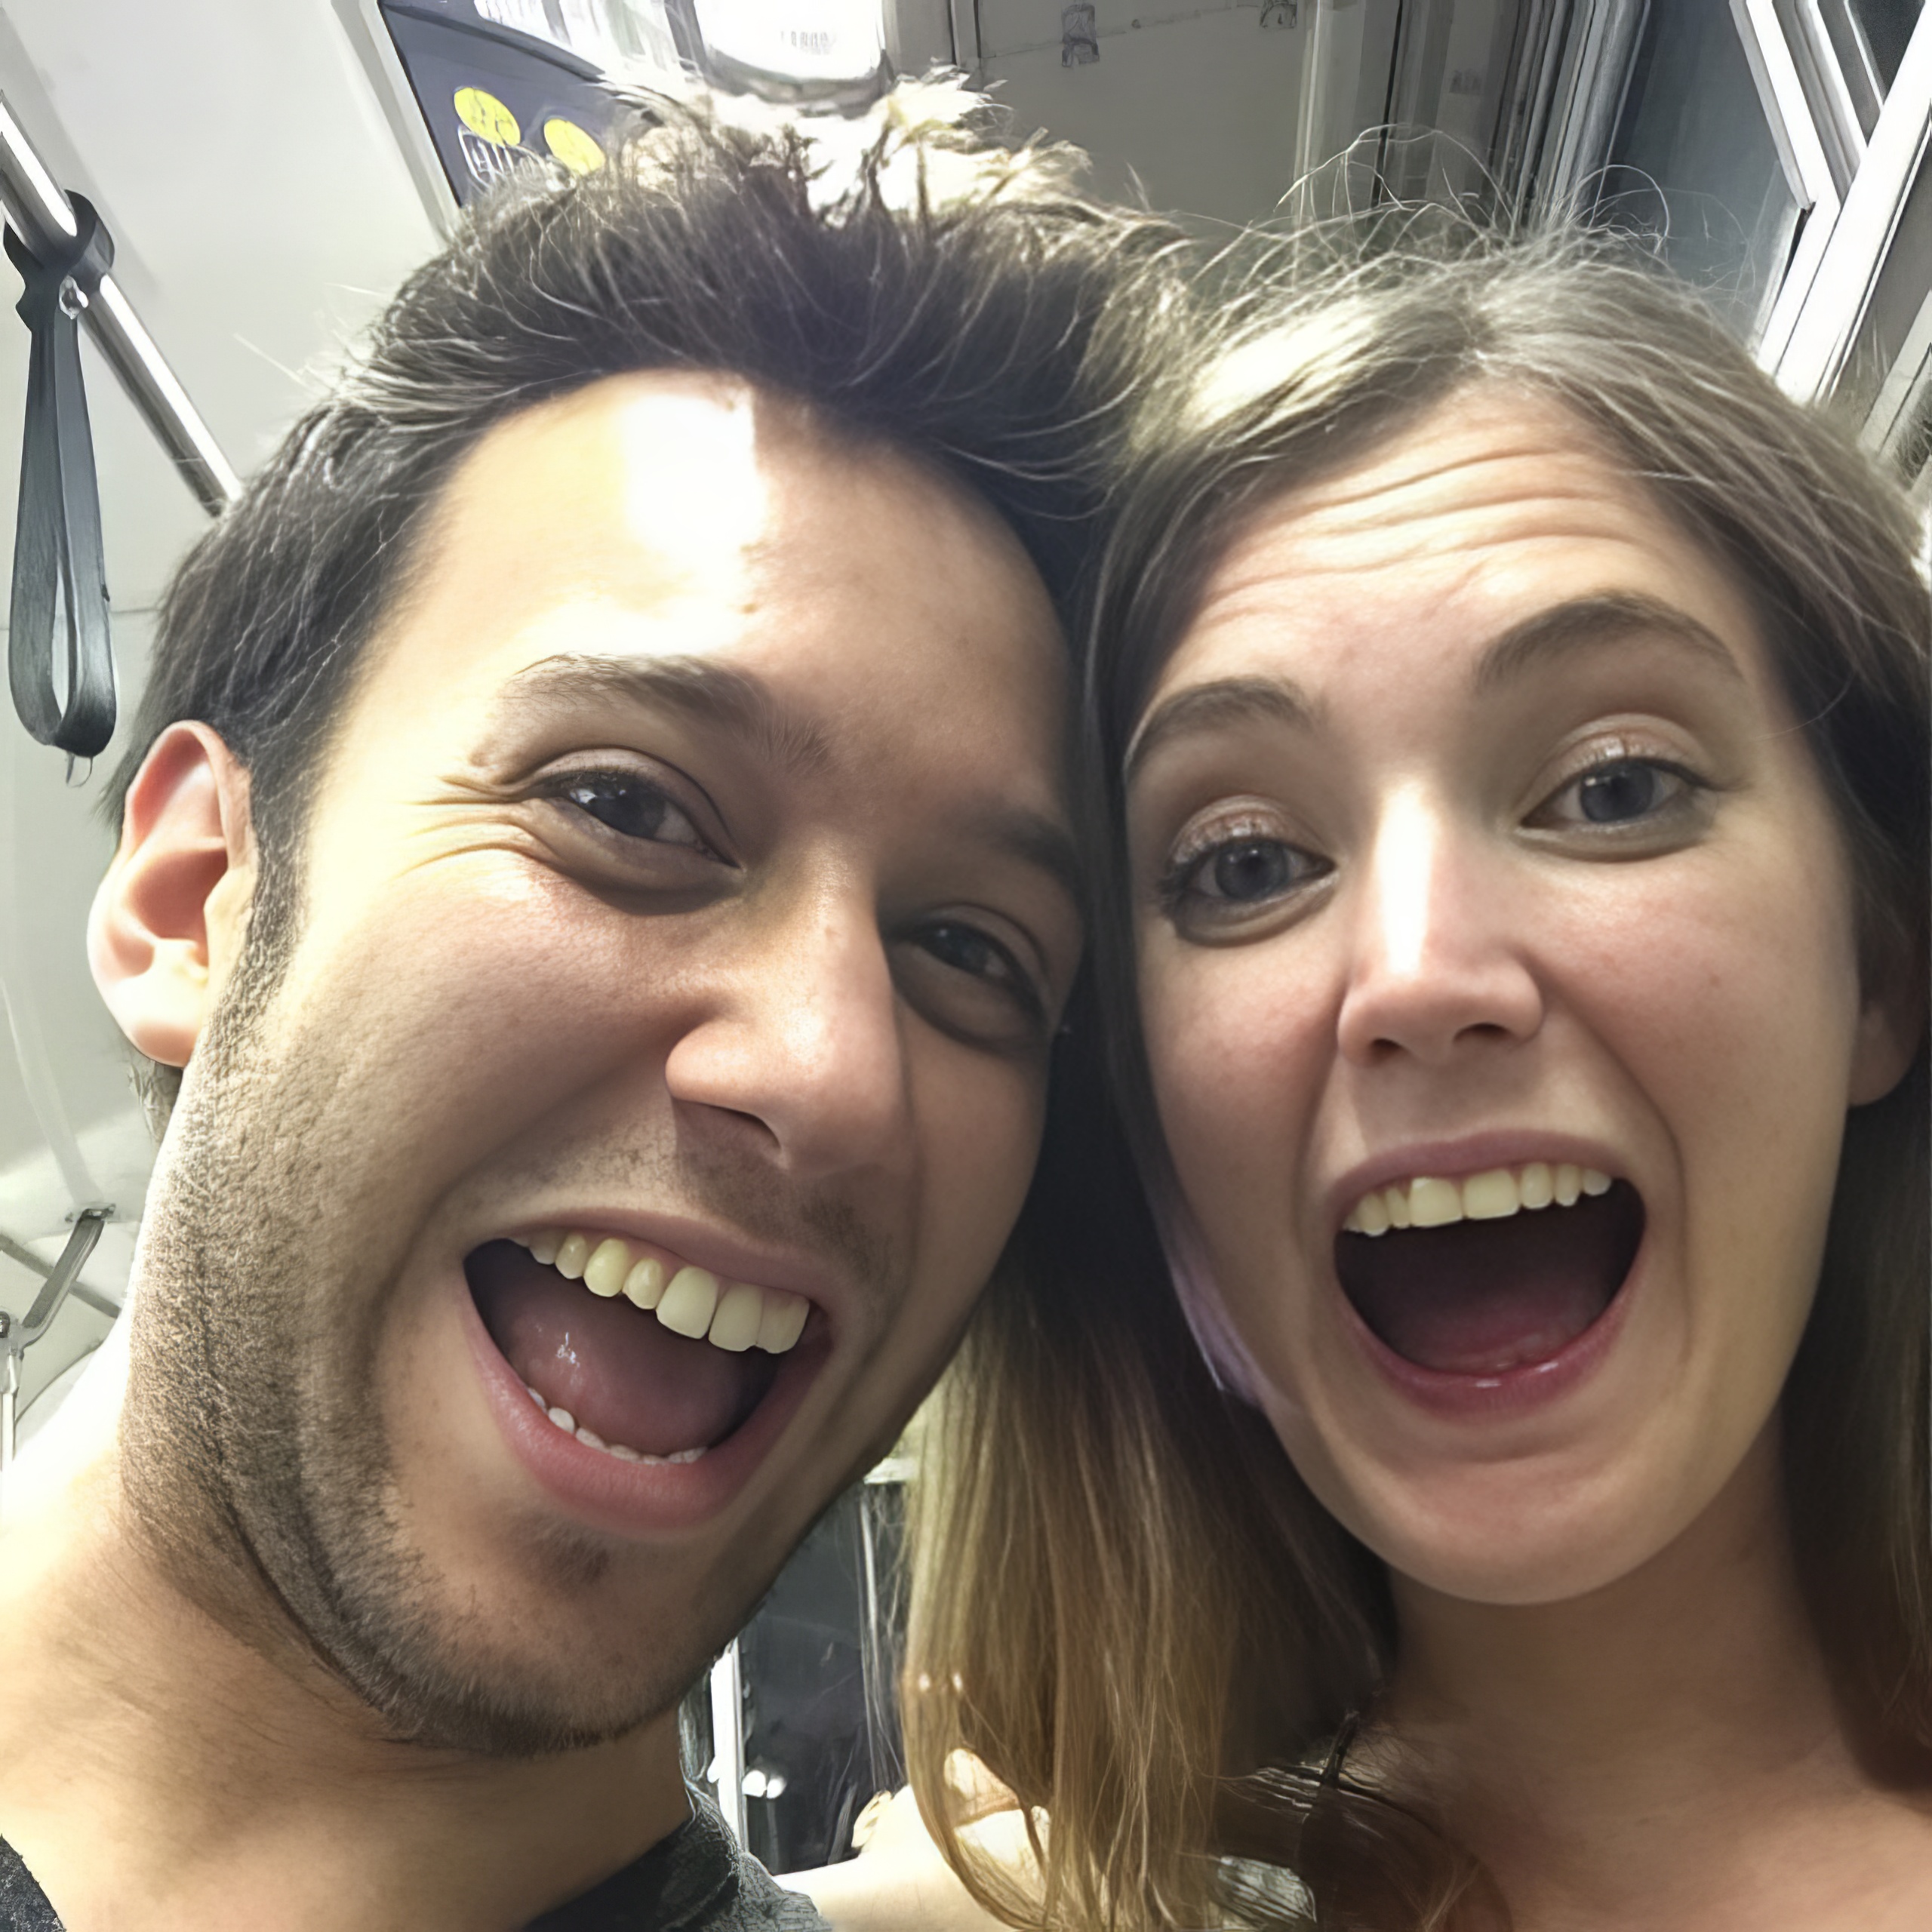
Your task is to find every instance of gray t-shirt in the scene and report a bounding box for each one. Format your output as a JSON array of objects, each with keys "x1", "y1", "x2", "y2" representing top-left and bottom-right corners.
[{"x1": 0, "y1": 1798, "x2": 828, "y2": 1930}]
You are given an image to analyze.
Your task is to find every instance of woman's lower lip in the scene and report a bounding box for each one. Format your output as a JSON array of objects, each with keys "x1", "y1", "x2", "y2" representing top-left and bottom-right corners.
[
  {"x1": 1339, "y1": 1245, "x2": 1643, "y2": 1419},
  {"x1": 457, "y1": 1276, "x2": 826, "y2": 1535}
]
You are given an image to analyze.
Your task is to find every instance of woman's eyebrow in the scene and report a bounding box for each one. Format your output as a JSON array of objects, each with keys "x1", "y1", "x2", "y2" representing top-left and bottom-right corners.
[
  {"x1": 1472, "y1": 592, "x2": 1747, "y2": 694},
  {"x1": 1124, "y1": 595, "x2": 1742, "y2": 787},
  {"x1": 1124, "y1": 674, "x2": 1321, "y2": 786}
]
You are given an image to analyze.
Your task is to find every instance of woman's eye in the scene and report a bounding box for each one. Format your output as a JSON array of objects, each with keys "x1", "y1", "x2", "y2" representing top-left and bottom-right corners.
[
  {"x1": 556, "y1": 773, "x2": 712, "y2": 852},
  {"x1": 1200, "y1": 840, "x2": 1303, "y2": 902},
  {"x1": 1535, "y1": 758, "x2": 1697, "y2": 831},
  {"x1": 1165, "y1": 834, "x2": 1328, "y2": 915}
]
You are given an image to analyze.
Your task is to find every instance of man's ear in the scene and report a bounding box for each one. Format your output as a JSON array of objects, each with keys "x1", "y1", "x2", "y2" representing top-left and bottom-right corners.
[{"x1": 88, "y1": 722, "x2": 257, "y2": 1068}]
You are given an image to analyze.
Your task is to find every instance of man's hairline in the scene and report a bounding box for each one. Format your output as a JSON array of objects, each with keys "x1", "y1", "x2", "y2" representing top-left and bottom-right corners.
[
  {"x1": 125, "y1": 359, "x2": 1080, "y2": 1131},
  {"x1": 252, "y1": 362, "x2": 1064, "y2": 882}
]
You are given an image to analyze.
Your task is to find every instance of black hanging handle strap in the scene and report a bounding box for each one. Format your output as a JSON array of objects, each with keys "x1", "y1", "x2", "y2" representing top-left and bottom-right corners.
[{"x1": 6, "y1": 192, "x2": 115, "y2": 758}]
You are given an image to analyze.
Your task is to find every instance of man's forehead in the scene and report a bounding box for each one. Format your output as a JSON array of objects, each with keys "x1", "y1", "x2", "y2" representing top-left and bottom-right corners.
[
  {"x1": 337, "y1": 363, "x2": 1063, "y2": 780},
  {"x1": 382, "y1": 368, "x2": 1031, "y2": 676},
  {"x1": 420, "y1": 368, "x2": 784, "y2": 605}
]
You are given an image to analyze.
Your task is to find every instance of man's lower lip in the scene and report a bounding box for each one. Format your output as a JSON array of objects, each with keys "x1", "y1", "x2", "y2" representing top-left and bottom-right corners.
[
  {"x1": 1338, "y1": 1247, "x2": 1642, "y2": 1420},
  {"x1": 457, "y1": 1283, "x2": 825, "y2": 1534}
]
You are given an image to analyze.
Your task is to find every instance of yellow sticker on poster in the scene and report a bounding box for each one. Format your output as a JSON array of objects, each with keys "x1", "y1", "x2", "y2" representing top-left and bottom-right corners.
[
  {"x1": 454, "y1": 87, "x2": 521, "y2": 147},
  {"x1": 544, "y1": 117, "x2": 605, "y2": 175}
]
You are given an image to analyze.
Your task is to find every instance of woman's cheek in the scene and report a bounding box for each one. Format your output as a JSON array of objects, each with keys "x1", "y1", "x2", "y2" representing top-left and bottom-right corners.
[{"x1": 1143, "y1": 934, "x2": 1331, "y2": 1259}]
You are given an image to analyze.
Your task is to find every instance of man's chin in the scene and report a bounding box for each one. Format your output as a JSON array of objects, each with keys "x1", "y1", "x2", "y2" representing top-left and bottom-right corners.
[
  {"x1": 266, "y1": 1491, "x2": 752, "y2": 1757},
  {"x1": 335, "y1": 1624, "x2": 683, "y2": 1761},
  {"x1": 119, "y1": 947, "x2": 825, "y2": 1766}
]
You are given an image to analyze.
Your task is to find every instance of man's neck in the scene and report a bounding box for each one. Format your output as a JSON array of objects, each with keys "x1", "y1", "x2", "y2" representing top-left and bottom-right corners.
[
  {"x1": 0, "y1": 1322, "x2": 693, "y2": 1932},
  {"x1": 1378, "y1": 1426, "x2": 1932, "y2": 1931}
]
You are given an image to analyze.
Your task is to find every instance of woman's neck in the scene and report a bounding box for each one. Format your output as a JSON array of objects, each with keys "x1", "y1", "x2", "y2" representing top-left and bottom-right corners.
[{"x1": 1379, "y1": 1424, "x2": 1932, "y2": 1931}]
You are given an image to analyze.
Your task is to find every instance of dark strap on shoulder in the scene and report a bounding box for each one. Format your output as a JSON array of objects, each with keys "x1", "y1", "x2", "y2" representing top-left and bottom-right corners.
[
  {"x1": 5, "y1": 192, "x2": 115, "y2": 759},
  {"x1": 527, "y1": 1797, "x2": 827, "y2": 1930}
]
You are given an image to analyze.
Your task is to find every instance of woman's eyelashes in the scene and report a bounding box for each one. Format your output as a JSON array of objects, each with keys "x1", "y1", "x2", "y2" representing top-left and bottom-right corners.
[
  {"x1": 1157, "y1": 808, "x2": 1331, "y2": 932},
  {"x1": 1526, "y1": 750, "x2": 1711, "y2": 838},
  {"x1": 1152, "y1": 749, "x2": 1715, "y2": 937}
]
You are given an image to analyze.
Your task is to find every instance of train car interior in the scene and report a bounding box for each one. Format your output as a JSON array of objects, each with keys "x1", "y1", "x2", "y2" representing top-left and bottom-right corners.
[{"x1": 3, "y1": 0, "x2": 1931, "y2": 1884}]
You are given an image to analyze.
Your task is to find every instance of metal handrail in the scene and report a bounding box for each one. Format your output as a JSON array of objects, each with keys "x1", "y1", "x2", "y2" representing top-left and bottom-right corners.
[
  {"x1": 0, "y1": 1205, "x2": 108, "y2": 1472},
  {"x1": 0, "y1": 1226, "x2": 118, "y2": 1321},
  {"x1": 0, "y1": 89, "x2": 238, "y2": 516}
]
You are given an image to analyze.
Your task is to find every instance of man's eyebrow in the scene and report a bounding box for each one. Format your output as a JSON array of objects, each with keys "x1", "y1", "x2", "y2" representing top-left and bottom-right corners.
[
  {"x1": 497, "y1": 653, "x2": 832, "y2": 777},
  {"x1": 1124, "y1": 675, "x2": 1319, "y2": 786},
  {"x1": 1473, "y1": 592, "x2": 1746, "y2": 694},
  {"x1": 966, "y1": 804, "x2": 1083, "y2": 905},
  {"x1": 499, "y1": 654, "x2": 1078, "y2": 898}
]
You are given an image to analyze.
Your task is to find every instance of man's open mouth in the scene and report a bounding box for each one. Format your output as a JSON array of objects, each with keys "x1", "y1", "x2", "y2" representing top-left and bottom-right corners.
[
  {"x1": 1334, "y1": 1162, "x2": 1644, "y2": 1377},
  {"x1": 467, "y1": 1231, "x2": 814, "y2": 1464}
]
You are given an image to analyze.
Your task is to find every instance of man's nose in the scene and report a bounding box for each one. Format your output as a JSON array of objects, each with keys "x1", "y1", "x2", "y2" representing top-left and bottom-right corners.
[
  {"x1": 661, "y1": 879, "x2": 907, "y2": 1180},
  {"x1": 1334, "y1": 788, "x2": 1545, "y2": 1069}
]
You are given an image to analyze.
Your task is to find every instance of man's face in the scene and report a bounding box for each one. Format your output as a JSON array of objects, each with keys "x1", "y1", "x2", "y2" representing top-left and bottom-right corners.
[{"x1": 124, "y1": 372, "x2": 1079, "y2": 1752}]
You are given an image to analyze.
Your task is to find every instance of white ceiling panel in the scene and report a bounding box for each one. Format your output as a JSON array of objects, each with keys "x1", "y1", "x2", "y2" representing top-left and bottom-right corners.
[{"x1": 980, "y1": 2, "x2": 1309, "y2": 227}]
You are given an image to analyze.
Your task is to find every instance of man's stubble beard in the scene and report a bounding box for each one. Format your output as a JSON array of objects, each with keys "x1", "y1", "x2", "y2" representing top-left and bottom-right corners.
[{"x1": 117, "y1": 857, "x2": 806, "y2": 1758}]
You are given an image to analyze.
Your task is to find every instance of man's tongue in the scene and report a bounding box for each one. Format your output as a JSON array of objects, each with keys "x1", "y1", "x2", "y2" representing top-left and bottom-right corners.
[
  {"x1": 1335, "y1": 1183, "x2": 1644, "y2": 1377},
  {"x1": 468, "y1": 1241, "x2": 776, "y2": 1455}
]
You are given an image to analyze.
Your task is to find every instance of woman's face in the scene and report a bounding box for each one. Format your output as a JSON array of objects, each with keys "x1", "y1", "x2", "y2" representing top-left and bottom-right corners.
[{"x1": 1125, "y1": 386, "x2": 1912, "y2": 1607}]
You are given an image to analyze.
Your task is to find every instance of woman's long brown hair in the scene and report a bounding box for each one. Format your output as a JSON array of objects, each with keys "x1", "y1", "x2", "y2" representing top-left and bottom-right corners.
[{"x1": 903, "y1": 218, "x2": 1931, "y2": 1930}]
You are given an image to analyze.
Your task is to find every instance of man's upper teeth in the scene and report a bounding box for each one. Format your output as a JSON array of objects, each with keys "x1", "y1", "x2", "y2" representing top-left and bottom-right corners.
[
  {"x1": 514, "y1": 1231, "x2": 811, "y2": 1353},
  {"x1": 1343, "y1": 1162, "x2": 1614, "y2": 1235}
]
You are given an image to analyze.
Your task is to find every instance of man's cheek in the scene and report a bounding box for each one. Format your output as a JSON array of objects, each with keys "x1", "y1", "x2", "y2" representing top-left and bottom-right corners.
[
  {"x1": 911, "y1": 1059, "x2": 1048, "y2": 1304},
  {"x1": 285, "y1": 875, "x2": 663, "y2": 1158}
]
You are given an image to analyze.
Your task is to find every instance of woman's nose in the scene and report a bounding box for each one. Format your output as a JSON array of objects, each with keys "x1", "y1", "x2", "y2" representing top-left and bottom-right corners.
[
  {"x1": 660, "y1": 882, "x2": 908, "y2": 1181},
  {"x1": 1334, "y1": 789, "x2": 1545, "y2": 1069}
]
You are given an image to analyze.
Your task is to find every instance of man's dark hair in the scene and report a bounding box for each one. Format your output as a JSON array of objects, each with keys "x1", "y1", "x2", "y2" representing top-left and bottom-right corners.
[{"x1": 107, "y1": 94, "x2": 1178, "y2": 1121}]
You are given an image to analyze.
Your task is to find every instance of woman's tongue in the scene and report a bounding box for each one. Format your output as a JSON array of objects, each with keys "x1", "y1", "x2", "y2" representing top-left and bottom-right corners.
[
  {"x1": 469, "y1": 1242, "x2": 774, "y2": 1455},
  {"x1": 1336, "y1": 1186, "x2": 1642, "y2": 1377},
  {"x1": 1354, "y1": 1258, "x2": 1607, "y2": 1374}
]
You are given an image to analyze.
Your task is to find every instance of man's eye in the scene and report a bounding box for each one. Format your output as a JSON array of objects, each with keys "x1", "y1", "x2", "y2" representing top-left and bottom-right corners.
[
  {"x1": 895, "y1": 920, "x2": 1049, "y2": 1052},
  {"x1": 918, "y1": 921, "x2": 1008, "y2": 976},
  {"x1": 1534, "y1": 757, "x2": 1697, "y2": 830},
  {"x1": 557, "y1": 774, "x2": 710, "y2": 851},
  {"x1": 918, "y1": 920, "x2": 1034, "y2": 995}
]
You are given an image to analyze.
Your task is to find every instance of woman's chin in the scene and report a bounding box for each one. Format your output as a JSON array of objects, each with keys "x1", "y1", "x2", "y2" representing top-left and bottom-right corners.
[
  {"x1": 1378, "y1": 1521, "x2": 1666, "y2": 1610},
  {"x1": 1262, "y1": 1396, "x2": 1734, "y2": 1611}
]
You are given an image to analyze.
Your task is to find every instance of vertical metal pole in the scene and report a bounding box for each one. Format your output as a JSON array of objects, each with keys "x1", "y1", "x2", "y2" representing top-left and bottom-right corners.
[
  {"x1": 1, "y1": 1329, "x2": 17, "y2": 1473},
  {"x1": 948, "y1": 0, "x2": 982, "y2": 82},
  {"x1": 857, "y1": 1485, "x2": 899, "y2": 1792},
  {"x1": 708, "y1": 1638, "x2": 747, "y2": 1846}
]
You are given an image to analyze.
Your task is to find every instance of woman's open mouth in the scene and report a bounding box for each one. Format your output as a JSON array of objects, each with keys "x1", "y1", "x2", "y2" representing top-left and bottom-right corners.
[
  {"x1": 466, "y1": 1231, "x2": 814, "y2": 1465},
  {"x1": 1334, "y1": 1163, "x2": 1645, "y2": 1379}
]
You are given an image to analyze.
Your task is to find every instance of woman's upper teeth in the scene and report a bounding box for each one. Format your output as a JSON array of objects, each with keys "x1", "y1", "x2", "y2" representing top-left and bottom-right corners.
[
  {"x1": 1343, "y1": 1162, "x2": 1614, "y2": 1236},
  {"x1": 514, "y1": 1230, "x2": 811, "y2": 1354}
]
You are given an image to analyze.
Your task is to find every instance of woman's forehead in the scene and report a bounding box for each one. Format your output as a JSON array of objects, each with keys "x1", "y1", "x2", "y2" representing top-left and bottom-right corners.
[
  {"x1": 1219, "y1": 387, "x2": 1651, "y2": 571},
  {"x1": 1162, "y1": 385, "x2": 1763, "y2": 697}
]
